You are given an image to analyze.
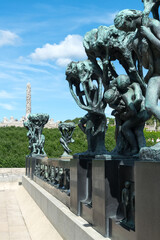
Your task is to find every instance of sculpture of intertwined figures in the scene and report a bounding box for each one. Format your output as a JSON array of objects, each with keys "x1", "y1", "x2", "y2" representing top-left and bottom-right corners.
[
  {"x1": 58, "y1": 122, "x2": 76, "y2": 157},
  {"x1": 24, "y1": 113, "x2": 49, "y2": 157},
  {"x1": 66, "y1": 22, "x2": 150, "y2": 156},
  {"x1": 66, "y1": 59, "x2": 108, "y2": 155},
  {"x1": 84, "y1": 25, "x2": 152, "y2": 155},
  {"x1": 83, "y1": 25, "x2": 146, "y2": 94},
  {"x1": 104, "y1": 75, "x2": 150, "y2": 155},
  {"x1": 114, "y1": 2, "x2": 160, "y2": 158},
  {"x1": 65, "y1": 0, "x2": 160, "y2": 157}
]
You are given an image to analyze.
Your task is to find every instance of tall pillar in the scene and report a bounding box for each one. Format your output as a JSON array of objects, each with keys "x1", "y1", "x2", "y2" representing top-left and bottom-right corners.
[{"x1": 26, "y1": 82, "x2": 31, "y2": 118}]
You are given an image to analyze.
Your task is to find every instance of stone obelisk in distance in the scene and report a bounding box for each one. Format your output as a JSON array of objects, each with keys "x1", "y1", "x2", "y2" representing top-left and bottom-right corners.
[{"x1": 26, "y1": 82, "x2": 31, "y2": 118}]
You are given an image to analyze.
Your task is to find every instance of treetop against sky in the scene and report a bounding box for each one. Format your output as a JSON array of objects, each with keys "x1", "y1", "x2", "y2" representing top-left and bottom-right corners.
[{"x1": 0, "y1": 0, "x2": 143, "y2": 121}]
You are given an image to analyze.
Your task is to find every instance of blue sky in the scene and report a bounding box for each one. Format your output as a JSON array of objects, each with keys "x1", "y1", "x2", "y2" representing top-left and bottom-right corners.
[{"x1": 0, "y1": 0, "x2": 144, "y2": 122}]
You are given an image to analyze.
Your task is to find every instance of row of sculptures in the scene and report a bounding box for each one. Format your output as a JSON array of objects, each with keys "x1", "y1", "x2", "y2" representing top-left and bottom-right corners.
[
  {"x1": 24, "y1": 1, "x2": 160, "y2": 159},
  {"x1": 65, "y1": 0, "x2": 160, "y2": 158},
  {"x1": 24, "y1": 114, "x2": 136, "y2": 226},
  {"x1": 35, "y1": 163, "x2": 70, "y2": 195},
  {"x1": 24, "y1": 113, "x2": 76, "y2": 157}
]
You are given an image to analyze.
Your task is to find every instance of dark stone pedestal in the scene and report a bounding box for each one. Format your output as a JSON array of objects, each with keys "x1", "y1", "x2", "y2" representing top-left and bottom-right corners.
[
  {"x1": 70, "y1": 155, "x2": 92, "y2": 215},
  {"x1": 92, "y1": 158, "x2": 119, "y2": 237},
  {"x1": 31, "y1": 157, "x2": 36, "y2": 179},
  {"x1": 92, "y1": 156, "x2": 136, "y2": 237},
  {"x1": 135, "y1": 161, "x2": 160, "y2": 240},
  {"x1": 70, "y1": 154, "x2": 138, "y2": 238},
  {"x1": 26, "y1": 156, "x2": 43, "y2": 179},
  {"x1": 110, "y1": 218, "x2": 136, "y2": 240},
  {"x1": 26, "y1": 157, "x2": 31, "y2": 177}
]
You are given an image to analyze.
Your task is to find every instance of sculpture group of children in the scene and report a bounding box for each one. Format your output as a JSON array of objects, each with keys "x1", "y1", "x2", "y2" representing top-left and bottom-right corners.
[{"x1": 66, "y1": 0, "x2": 160, "y2": 157}]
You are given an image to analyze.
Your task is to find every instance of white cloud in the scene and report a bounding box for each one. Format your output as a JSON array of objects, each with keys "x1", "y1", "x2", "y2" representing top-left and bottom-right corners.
[
  {"x1": 30, "y1": 34, "x2": 87, "y2": 66},
  {"x1": 0, "y1": 90, "x2": 14, "y2": 99},
  {"x1": 56, "y1": 58, "x2": 72, "y2": 67},
  {"x1": 0, "y1": 103, "x2": 14, "y2": 110},
  {"x1": 0, "y1": 30, "x2": 19, "y2": 47}
]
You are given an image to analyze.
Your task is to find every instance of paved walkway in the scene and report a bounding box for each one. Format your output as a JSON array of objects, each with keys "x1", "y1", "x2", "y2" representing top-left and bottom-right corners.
[
  {"x1": 0, "y1": 169, "x2": 63, "y2": 240},
  {"x1": 0, "y1": 183, "x2": 31, "y2": 240}
]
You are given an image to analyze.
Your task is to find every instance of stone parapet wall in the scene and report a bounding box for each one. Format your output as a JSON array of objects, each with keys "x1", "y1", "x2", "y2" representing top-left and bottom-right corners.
[{"x1": 0, "y1": 168, "x2": 25, "y2": 182}]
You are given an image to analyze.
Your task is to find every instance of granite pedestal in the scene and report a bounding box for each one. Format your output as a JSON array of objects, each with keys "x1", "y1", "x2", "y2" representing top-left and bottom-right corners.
[
  {"x1": 70, "y1": 154, "x2": 137, "y2": 237},
  {"x1": 135, "y1": 161, "x2": 160, "y2": 240}
]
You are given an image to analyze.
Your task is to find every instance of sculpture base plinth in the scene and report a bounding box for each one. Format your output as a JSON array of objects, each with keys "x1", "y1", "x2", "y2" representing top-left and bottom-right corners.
[
  {"x1": 70, "y1": 156, "x2": 92, "y2": 215},
  {"x1": 74, "y1": 153, "x2": 139, "y2": 161},
  {"x1": 135, "y1": 161, "x2": 160, "y2": 240},
  {"x1": 70, "y1": 154, "x2": 137, "y2": 237},
  {"x1": 110, "y1": 218, "x2": 136, "y2": 240},
  {"x1": 81, "y1": 203, "x2": 93, "y2": 225}
]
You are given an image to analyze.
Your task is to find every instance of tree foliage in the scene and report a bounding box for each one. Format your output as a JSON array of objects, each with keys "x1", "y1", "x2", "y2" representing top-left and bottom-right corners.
[{"x1": 0, "y1": 124, "x2": 159, "y2": 167}]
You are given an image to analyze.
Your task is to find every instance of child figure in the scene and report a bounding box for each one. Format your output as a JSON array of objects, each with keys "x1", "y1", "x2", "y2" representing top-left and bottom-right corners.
[{"x1": 104, "y1": 74, "x2": 150, "y2": 155}]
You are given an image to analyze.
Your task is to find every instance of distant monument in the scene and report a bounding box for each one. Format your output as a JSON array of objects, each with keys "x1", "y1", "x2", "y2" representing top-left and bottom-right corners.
[
  {"x1": 0, "y1": 82, "x2": 60, "y2": 128},
  {"x1": 26, "y1": 82, "x2": 31, "y2": 118}
]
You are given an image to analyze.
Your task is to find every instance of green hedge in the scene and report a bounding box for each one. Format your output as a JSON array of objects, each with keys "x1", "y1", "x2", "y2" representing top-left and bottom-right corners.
[
  {"x1": 0, "y1": 127, "x2": 28, "y2": 168},
  {"x1": 0, "y1": 126, "x2": 159, "y2": 167}
]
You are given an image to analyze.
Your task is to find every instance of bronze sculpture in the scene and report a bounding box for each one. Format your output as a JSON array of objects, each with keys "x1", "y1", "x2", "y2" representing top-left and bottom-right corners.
[
  {"x1": 58, "y1": 122, "x2": 75, "y2": 157},
  {"x1": 24, "y1": 113, "x2": 49, "y2": 157}
]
